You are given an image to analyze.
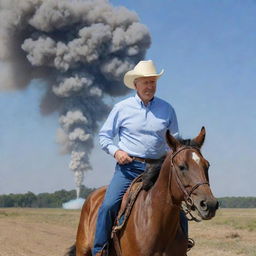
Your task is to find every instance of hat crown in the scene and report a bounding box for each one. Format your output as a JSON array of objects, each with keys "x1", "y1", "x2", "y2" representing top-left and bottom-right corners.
[
  {"x1": 123, "y1": 60, "x2": 164, "y2": 89},
  {"x1": 133, "y1": 60, "x2": 157, "y2": 75}
]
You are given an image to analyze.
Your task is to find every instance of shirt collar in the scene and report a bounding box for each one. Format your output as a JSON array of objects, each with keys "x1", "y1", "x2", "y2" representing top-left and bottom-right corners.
[{"x1": 134, "y1": 93, "x2": 155, "y2": 108}]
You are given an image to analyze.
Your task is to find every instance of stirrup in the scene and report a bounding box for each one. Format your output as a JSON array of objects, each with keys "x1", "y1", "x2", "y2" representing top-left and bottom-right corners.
[{"x1": 187, "y1": 238, "x2": 195, "y2": 252}]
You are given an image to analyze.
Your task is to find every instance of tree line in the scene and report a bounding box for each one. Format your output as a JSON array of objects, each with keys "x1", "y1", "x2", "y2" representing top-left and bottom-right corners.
[
  {"x1": 0, "y1": 186, "x2": 94, "y2": 208},
  {"x1": 218, "y1": 197, "x2": 256, "y2": 208},
  {"x1": 0, "y1": 188, "x2": 255, "y2": 208}
]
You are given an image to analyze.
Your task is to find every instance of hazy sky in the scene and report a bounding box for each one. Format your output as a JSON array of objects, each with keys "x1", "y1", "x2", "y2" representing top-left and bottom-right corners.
[{"x1": 0, "y1": 0, "x2": 256, "y2": 197}]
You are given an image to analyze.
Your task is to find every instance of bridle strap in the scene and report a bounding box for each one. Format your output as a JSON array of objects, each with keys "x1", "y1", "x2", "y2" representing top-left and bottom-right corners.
[
  {"x1": 170, "y1": 146, "x2": 210, "y2": 203},
  {"x1": 188, "y1": 182, "x2": 209, "y2": 197}
]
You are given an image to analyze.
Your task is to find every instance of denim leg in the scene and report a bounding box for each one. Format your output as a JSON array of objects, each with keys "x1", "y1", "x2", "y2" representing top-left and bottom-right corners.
[
  {"x1": 180, "y1": 211, "x2": 188, "y2": 238},
  {"x1": 92, "y1": 161, "x2": 146, "y2": 255}
]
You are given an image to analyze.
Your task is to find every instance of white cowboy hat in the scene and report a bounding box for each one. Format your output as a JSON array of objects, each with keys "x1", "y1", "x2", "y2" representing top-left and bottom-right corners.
[{"x1": 124, "y1": 60, "x2": 164, "y2": 89}]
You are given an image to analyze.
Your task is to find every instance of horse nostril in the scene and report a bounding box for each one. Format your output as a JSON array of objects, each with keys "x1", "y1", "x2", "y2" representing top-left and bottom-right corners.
[{"x1": 200, "y1": 200, "x2": 208, "y2": 211}]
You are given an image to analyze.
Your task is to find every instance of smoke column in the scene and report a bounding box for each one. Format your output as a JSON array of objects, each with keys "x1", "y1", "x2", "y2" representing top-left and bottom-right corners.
[{"x1": 0, "y1": 0, "x2": 151, "y2": 197}]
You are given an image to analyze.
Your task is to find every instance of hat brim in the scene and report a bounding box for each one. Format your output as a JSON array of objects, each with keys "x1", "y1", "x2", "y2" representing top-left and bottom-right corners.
[{"x1": 124, "y1": 69, "x2": 164, "y2": 89}]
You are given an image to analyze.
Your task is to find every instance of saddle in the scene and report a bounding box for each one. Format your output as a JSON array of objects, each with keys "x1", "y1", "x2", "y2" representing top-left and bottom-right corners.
[
  {"x1": 110, "y1": 175, "x2": 143, "y2": 256},
  {"x1": 111, "y1": 161, "x2": 163, "y2": 256},
  {"x1": 112, "y1": 174, "x2": 143, "y2": 235},
  {"x1": 112, "y1": 161, "x2": 163, "y2": 235}
]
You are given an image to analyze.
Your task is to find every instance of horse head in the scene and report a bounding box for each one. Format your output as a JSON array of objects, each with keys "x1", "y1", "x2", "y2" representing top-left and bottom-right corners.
[{"x1": 166, "y1": 127, "x2": 218, "y2": 221}]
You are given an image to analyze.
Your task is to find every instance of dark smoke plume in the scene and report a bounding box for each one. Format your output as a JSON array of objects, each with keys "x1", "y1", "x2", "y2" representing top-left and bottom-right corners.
[{"x1": 0, "y1": 0, "x2": 151, "y2": 196}]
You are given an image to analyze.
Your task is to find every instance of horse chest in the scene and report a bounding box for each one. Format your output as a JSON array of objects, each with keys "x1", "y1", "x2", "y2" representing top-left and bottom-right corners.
[{"x1": 121, "y1": 209, "x2": 185, "y2": 256}]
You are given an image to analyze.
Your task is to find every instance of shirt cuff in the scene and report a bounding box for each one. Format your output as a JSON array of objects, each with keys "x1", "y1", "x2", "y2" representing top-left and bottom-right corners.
[{"x1": 108, "y1": 145, "x2": 119, "y2": 157}]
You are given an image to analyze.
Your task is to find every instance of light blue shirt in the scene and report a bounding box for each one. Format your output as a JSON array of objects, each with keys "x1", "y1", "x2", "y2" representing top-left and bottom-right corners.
[{"x1": 99, "y1": 94, "x2": 179, "y2": 159}]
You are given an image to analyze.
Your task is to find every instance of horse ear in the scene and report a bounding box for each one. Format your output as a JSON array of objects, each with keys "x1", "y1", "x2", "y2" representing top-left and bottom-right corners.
[
  {"x1": 192, "y1": 126, "x2": 206, "y2": 148},
  {"x1": 166, "y1": 130, "x2": 180, "y2": 152}
]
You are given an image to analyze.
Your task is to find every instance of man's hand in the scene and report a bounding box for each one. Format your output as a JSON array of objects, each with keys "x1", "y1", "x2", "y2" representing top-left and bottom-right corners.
[{"x1": 114, "y1": 150, "x2": 133, "y2": 165}]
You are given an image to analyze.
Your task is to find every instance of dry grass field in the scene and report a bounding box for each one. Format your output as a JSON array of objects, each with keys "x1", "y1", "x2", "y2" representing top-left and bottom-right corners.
[
  {"x1": 189, "y1": 209, "x2": 256, "y2": 256},
  {"x1": 0, "y1": 208, "x2": 255, "y2": 256}
]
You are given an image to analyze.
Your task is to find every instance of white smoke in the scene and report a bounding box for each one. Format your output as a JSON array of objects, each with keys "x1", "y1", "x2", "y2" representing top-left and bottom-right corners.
[
  {"x1": 62, "y1": 198, "x2": 85, "y2": 209},
  {"x1": 0, "y1": 0, "x2": 151, "y2": 196}
]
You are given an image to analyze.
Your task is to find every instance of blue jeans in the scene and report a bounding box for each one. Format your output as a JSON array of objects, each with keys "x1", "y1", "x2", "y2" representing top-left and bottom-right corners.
[
  {"x1": 92, "y1": 161, "x2": 188, "y2": 255},
  {"x1": 180, "y1": 210, "x2": 188, "y2": 238}
]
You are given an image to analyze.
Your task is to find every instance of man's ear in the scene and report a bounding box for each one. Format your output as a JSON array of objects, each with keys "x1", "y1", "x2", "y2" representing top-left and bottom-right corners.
[
  {"x1": 133, "y1": 79, "x2": 138, "y2": 89},
  {"x1": 166, "y1": 130, "x2": 181, "y2": 152}
]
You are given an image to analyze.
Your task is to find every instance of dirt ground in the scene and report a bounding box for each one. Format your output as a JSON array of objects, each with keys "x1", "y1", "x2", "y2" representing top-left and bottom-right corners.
[
  {"x1": 0, "y1": 208, "x2": 78, "y2": 256},
  {"x1": 0, "y1": 208, "x2": 255, "y2": 256}
]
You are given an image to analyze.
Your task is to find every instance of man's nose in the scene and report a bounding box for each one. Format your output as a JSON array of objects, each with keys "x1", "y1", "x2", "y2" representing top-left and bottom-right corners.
[{"x1": 146, "y1": 84, "x2": 156, "y2": 89}]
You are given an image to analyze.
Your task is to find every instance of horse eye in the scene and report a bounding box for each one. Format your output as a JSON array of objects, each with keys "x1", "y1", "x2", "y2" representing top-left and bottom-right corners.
[{"x1": 179, "y1": 165, "x2": 187, "y2": 171}]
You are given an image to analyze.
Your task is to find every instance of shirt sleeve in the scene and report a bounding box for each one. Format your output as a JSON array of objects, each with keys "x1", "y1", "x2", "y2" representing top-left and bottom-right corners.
[{"x1": 99, "y1": 104, "x2": 120, "y2": 156}]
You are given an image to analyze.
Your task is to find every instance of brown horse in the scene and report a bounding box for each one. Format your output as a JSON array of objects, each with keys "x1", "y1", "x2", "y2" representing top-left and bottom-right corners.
[{"x1": 67, "y1": 127, "x2": 218, "y2": 256}]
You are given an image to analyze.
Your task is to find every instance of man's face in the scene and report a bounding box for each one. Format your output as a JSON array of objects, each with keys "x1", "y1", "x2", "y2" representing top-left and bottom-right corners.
[{"x1": 134, "y1": 76, "x2": 157, "y2": 104}]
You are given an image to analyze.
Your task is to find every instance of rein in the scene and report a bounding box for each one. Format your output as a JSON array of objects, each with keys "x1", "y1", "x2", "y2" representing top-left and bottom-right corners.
[{"x1": 170, "y1": 146, "x2": 209, "y2": 222}]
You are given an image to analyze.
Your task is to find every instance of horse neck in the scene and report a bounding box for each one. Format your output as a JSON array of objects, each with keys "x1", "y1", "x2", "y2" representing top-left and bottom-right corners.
[
  {"x1": 151, "y1": 154, "x2": 184, "y2": 206},
  {"x1": 144, "y1": 155, "x2": 183, "y2": 231}
]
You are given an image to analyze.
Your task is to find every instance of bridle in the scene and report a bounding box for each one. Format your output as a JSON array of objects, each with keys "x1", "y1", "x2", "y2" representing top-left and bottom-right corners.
[{"x1": 170, "y1": 146, "x2": 210, "y2": 222}]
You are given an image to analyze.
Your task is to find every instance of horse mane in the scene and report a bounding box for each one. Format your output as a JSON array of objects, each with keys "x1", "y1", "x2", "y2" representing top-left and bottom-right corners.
[
  {"x1": 142, "y1": 137, "x2": 197, "y2": 191},
  {"x1": 142, "y1": 162, "x2": 163, "y2": 191}
]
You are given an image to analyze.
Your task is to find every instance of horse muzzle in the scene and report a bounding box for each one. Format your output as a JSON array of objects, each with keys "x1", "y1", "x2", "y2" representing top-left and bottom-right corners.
[{"x1": 195, "y1": 198, "x2": 219, "y2": 220}]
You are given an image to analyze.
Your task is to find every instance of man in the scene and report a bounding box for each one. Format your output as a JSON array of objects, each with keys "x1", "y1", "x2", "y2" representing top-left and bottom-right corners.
[{"x1": 92, "y1": 60, "x2": 190, "y2": 256}]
